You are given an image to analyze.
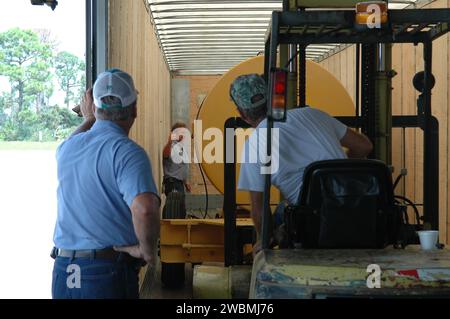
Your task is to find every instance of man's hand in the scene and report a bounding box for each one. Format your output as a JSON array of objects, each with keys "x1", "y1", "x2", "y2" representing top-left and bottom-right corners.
[
  {"x1": 185, "y1": 183, "x2": 192, "y2": 193},
  {"x1": 68, "y1": 88, "x2": 96, "y2": 138},
  {"x1": 340, "y1": 128, "x2": 373, "y2": 159},
  {"x1": 114, "y1": 245, "x2": 143, "y2": 259},
  {"x1": 80, "y1": 88, "x2": 96, "y2": 123},
  {"x1": 114, "y1": 244, "x2": 155, "y2": 265}
]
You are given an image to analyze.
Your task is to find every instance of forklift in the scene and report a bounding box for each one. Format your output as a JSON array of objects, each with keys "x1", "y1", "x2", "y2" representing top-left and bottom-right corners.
[{"x1": 218, "y1": 0, "x2": 450, "y2": 298}]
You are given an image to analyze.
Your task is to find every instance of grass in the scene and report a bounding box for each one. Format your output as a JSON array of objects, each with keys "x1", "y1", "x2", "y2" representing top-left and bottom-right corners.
[{"x1": 0, "y1": 141, "x2": 60, "y2": 151}]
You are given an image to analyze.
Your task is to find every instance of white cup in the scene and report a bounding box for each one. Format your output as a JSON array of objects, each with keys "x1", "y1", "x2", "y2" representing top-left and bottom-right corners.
[{"x1": 417, "y1": 231, "x2": 439, "y2": 250}]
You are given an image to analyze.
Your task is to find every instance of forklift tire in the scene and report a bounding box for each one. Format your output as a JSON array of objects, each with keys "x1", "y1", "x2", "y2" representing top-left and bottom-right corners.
[{"x1": 161, "y1": 191, "x2": 186, "y2": 289}]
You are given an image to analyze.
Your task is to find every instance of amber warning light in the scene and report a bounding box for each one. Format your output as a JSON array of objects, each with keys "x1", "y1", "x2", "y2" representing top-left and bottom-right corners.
[{"x1": 355, "y1": 1, "x2": 388, "y2": 30}]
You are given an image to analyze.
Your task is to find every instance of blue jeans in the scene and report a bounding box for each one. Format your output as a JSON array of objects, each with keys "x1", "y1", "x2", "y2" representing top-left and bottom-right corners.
[{"x1": 52, "y1": 256, "x2": 140, "y2": 299}]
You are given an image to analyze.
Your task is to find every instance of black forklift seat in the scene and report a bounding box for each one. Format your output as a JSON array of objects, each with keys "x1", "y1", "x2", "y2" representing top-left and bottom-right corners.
[{"x1": 288, "y1": 159, "x2": 399, "y2": 249}]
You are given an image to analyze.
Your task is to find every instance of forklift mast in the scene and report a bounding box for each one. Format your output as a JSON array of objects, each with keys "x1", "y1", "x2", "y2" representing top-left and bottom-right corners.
[
  {"x1": 281, "y1": 0, "x2": 394, "y2": 163},
  {"x1": 261, "y1": 1, "x2": 450, "y2": 249}
]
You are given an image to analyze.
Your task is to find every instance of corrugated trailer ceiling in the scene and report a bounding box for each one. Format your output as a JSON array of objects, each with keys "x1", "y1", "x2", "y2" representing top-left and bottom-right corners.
[{"x1": 146, "y1": 0, "x2": 426, "y2": 75}]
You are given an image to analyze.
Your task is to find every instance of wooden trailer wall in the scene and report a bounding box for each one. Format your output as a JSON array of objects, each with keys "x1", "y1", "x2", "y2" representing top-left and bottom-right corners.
[{"x1": 108, "y1": 0, "x2": 171, "y2": 191}]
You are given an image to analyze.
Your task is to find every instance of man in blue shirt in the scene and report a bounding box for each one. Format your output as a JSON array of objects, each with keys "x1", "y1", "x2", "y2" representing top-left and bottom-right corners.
[{"x1": 51, "y1": 69, "x2": 161, "y2": 299}]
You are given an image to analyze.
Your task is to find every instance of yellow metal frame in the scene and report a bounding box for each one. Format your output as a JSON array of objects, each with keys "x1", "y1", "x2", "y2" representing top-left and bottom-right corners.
[{"x1": 160, "y1": 218, "x2": 253, "y2": 263}]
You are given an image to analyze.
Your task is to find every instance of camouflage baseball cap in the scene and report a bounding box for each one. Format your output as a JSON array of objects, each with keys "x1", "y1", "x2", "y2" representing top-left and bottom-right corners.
[{"x1": 230, "y1": 74, "x2": 267, "y2": 110}]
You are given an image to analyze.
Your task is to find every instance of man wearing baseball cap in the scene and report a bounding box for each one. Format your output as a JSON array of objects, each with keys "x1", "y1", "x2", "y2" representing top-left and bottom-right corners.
[
  {"x1": 51, "y1": 69, "x2": 160, "y2": 299},
  {"x1": 230, "y1": 74, "x2": 373, "y2": 251}
]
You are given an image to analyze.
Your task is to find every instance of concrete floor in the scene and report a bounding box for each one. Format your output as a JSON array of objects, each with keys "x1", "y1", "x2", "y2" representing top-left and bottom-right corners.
[{"x1": 0, "y1": 150, "x2": 56, "y2": 298}]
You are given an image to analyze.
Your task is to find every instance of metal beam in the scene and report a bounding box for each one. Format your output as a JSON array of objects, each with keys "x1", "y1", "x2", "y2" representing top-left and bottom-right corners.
[
  {"x1": 278, "y1": 10, "x2": 354, "y2": 27},
  {"x1": 158, "y1": 34, "x2": 266, "y2": 38},
  {"x1": 157, "y1": 20, "x2": 270, "y2": 26},
  {"x1": 279, "y1": 33, "x2": 427, "y2": 44},
  {"x1": 157, "y1": 25, "x2": 268, "y2": 31},
  {"x1": 163, "y1": 44, "x2": 264, "y2": 47},
  {"x1": 153, "y1": 16, "x2": 272, "y2": 22},
  {"x1": 422, "y1": 41, "x2": 439, "y2": 231},
  {"x1": 158, "y1": 30, "x2": 266, "y2": 35},
  {"x1": 170, "y1": 66, "x2": 236, "y2": 69},
  {"x1": 168, "y1": 64, "x2": 248, "y2": 67},
  {"x1": 169, "y1": 63, "x2": 242, "y2": 66},
  {"x1": 427, "y1": 22, "x2": 450, "y2": 42},
  {"x1": 149, "y1": 0, "x2": 281, "y2": 6},
  {"x1": 165, "y1": 52, "x2": 262, "y2": 56},
  {"x1": 390, "y1": 9, "x2": 450, "y2": 24},
  {"x1": 164, "y1": 47, "x2": 263, "y2": 52},
  {"x1": 151, "y1": 7, "x2": 280, "y2": 14},
  {"x1": 163, "y1": 44, "x2": 264, "y2": 48},
  {"x1": 168, "y1": 60, "x2": 244, "y2": 63},
  {"x1": 167, "y1": 58, "x2": 256, "y2": 62},
  {"x1": 168, "y1": 61, "x2": 248, "y2": 64},
  {"x1": 85, "y1": 0, "x2": 93, "y2": 88},
  {"x1": 94, "y1": 0, "x2": 108, "y2": 75},
  {"x1": 289, "y1": 0, "x2": 421, "y2": 8},
  {"x1": 275, "y1": 9, "x2": 450, "y2": 29},
  {"x1": 164, "y1": 48, "x2": 264, "y2": 52},
  {"x1": 162, "y1": 39, "x2": 264, "y2": 44}
]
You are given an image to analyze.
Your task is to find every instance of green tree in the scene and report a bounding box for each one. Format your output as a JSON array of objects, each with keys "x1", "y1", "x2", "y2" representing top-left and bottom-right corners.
[
  {"x1": 37, "y1": 106, "x2": 82, "y2": 141},
  {"x1": 0, "y1": 108, "x2": 39, "y2": 141},
  {"x1": 55, "y1": 51, "x2": 86, "y2": 109},
  {"x1": 0, "y1": 104, "x2": 82, "y2": 142},
  {"x1": 0, "y1": 28, "x2": 53, "y2": 116},
  {"x1": 0, "y1": 28, "x2": 86, "y2": 142},
  {"x1": 0, "y1": 94, "x2": 7, "y2": 127}
]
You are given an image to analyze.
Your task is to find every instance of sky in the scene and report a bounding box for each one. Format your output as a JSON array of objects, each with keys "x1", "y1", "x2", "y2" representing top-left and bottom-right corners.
[
  {"x1": 0, "y1": 0, "x2": 86, "y2": 106},
  {"x1": 0, "y1": 0, "x2": 85, "y2": 58}
]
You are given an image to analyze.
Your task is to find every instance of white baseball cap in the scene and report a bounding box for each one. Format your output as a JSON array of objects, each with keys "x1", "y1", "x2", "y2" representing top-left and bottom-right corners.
[{"x1": 93, "y1": 69, "x2": 137, "y2": 109}]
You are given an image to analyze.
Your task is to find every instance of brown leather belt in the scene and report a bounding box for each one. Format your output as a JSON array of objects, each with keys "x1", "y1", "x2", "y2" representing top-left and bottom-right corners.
[{"x1": 50, "y1": 247, "x2": 142, "y2": 265}]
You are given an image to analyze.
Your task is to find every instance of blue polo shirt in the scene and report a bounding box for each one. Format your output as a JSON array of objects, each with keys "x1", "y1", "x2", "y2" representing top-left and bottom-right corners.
[{"x1": 53, "y1": 120, "x2": 159, "y2": 250}]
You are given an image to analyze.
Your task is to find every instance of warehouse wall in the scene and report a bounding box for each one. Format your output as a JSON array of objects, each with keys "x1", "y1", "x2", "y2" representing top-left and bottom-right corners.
[
  {"x1": 108, "y1": 0, "x2": 171, "y2": 191},
  {"x1": 319, "y1": 0, "x2": 449, "y2": 244},
  {"x1": 320, "y1": 45, "x2": 357, "y2": 104}
]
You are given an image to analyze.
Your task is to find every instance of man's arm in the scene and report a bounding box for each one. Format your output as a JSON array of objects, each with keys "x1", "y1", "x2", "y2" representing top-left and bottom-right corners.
[
  {"x1": 249, "y1": 191, "x2": 263, "y2": 238},
  {"x1": 131, "y1": 193, "x2": 160, "y2": 264},
  {"x1": 163, "y1": 133, "x2": 185, "y2": 159},
  {"x1": 115, "y1": 193, "x2": 160, "y2": 264},
  {"x1": 69, "y1": 89, "x2": 96, "y2": 138},
  {"x1": 340, "y1": 128, "x2": 373, "y2": 159},
  {"x1": 249, "y1": 191, "x2": 264, "y2": 255},
  {"x1": 162, "y1": 136, "x2": 172, "y2": 159}
]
